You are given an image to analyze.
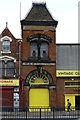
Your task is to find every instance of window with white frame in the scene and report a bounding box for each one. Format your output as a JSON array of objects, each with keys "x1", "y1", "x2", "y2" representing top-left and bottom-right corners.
[
  {"x1": 2, "y1": 39, "x2": 10, "y2": 52},
  {"x1": 0, "y1": 60, "x2": 15, "y2": 77},
  {"x1": 0, "y1": 36, "x2": 12, "y2": 53}
]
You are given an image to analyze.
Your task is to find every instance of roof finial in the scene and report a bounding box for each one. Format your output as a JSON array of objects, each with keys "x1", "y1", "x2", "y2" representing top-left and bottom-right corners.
[{"x1": 6, "y1": 22, "x2": 8, "y2": 28}]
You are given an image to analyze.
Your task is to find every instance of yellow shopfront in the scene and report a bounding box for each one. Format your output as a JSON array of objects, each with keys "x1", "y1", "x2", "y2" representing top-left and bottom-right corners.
[{"x1": 65, "y1": 94, "x2": 80, "y2": 110}]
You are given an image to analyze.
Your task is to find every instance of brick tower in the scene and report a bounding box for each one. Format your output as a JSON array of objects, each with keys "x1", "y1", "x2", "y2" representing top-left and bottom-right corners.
[{"x1": 20, "y1": 3, "x2": 58, "y2": 108}]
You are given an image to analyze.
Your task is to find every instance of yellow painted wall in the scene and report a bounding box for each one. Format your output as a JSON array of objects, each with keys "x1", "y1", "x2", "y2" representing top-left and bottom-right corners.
[
  {"x1": 29, "y1": 88, "x2": 49, "y2": 107},
  {"x1": 65, "y1": 94, "x2": 75, "y2": 107}
]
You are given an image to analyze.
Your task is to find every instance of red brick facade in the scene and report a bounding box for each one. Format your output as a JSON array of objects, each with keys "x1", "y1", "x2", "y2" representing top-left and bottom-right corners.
[
  {"x1": 0, "y1": 26, "x2": 20, "y2": 108},
  {"x1": 0, "y1": 3, "x2": 80, "y2": 109},
  {"x1": 20, "y1": 22, "x2": 57, "y2": 107}
]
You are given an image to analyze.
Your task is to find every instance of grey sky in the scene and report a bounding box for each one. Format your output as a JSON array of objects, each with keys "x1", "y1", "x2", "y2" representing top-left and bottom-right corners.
[{"x1": 0, "y1": 0, "x2": 79, "y2": 43}]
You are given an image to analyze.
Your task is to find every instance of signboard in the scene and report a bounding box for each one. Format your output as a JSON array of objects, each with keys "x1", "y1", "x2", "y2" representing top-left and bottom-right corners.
[
  {"x1": 0, "y1": 79, "x2": 19, "y2": 86},
  {"x1": 56, "y1": 70, "x2": 80, "y2": 77}
]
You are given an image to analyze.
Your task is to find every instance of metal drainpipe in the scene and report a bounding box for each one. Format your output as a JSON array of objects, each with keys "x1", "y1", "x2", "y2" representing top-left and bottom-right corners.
[{"x1": 18, "y1": 39, "x2": 22, "y2": 76}]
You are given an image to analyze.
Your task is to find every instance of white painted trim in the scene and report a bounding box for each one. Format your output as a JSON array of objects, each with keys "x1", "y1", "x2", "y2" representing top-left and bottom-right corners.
[
  {"x1": 1, "y1": 51, "x2": 11, "y2": 53},
  {"x1": 0, "y1": 55, "x2": 16, "y2": 62},
  {"x1": 0, "y1": 36, "x2": 12, "y2": 42}
]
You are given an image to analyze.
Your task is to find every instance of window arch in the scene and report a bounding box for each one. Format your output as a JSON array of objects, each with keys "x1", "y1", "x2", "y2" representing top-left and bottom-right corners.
[
  {"x1": 0, "y1": 36, "x2": 12, "y2": 53},
  {"x1": 30, "y1": 41, "x2": 49, "y2": 59},
  {"x1": 28, "y1": 33, "x2": 51, "y2": 60},
  {"x1": 25, "y1": 69, "x2": 53, "y2": 85},
  {"x1": 0, "y1": 56, "x2": 16, "y2": 78},
  {"x1": 0, "y1": 60, "x2": 15, "y2": 77}
]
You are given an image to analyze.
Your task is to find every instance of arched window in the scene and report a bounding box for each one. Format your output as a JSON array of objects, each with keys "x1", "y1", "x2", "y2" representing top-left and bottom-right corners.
[
  {"x1": 40, "y1": 42, "x2": 48, "y2": 58},
  {"x1": 0, "y1": 60, "x2": 15, "y2": 78},
  {"x1": 30, "y1": 42, "x2": 49, "y2": 59},
  {"x1": 30, "y1": 42, "x2": 38, "y2": 58},
  {"x1": 28, "y1": 34, "x2": 51, "y2": 60},
  {"x1": 0, "y1": 36, "x2": 12, "y2": 53},
  {"x1": 2, "y1": 39, "x2": 10, "y2": 52}
]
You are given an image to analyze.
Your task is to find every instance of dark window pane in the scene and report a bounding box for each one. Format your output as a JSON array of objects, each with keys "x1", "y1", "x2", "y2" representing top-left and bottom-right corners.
[
  {"x1": 7, "y1": 61, "x2": 14, "y2": 68},
  {"x1": 2, "y1": 69, "x2": 5, "y2": 75},
  {"x1": 0, "y1": 60, "x2": 15, "y2": 77},
  {"x1": 2, "y1": 40, "x2": 10, "y2": 52},
  {"x1": 30, "y1": 42, "x2": 38, "y2": 57},
  {"x1": 6, "y1": 68, "x2": 14, "y2": 75},
  {"x1": 0, "y1": 69, "x2": 2, "y2": 75},
  {"x1": 6, "y1": 61, "x2": 15, "y2": 75},
  {"x1": 65, "y1": 82, "x2": 80, "y2": 86},
  {"x1": 0, "y1": 61, "x2": 2, "y2": 68},
  {"x1": 40, "y1": 42, "x2": 48, "y2": 57}
]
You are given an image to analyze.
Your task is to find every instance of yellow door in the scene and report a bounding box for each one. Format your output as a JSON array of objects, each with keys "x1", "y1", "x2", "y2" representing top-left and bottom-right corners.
[
  {"x1": 29, "y1": 88, "x2": 49, "y2": 111},
  {"x1": 65, "y1": 94, "x2": 75, "y2": 110}
]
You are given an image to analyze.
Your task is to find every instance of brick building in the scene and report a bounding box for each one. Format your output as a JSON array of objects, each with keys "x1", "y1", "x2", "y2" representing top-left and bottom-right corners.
[
  {"x1": 0, "y1": 3, "x2": 80, "y2": 109},
  {"x1": 56, "y1": 44, "x2": 80, "y2": 109},
  {"x1": 0, "y1": 23, "x2": 20, "y2": 108},
  {"x1": 20, "y1": 3, "x2": 58, "y2": 108}
]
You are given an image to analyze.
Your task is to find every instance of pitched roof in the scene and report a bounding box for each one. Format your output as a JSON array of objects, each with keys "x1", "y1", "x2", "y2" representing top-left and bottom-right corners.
[
  {"x1": 1, "y1": 26, "x2": 15, "y2": 39},
  {"x1": 21, "y1": 3, "x2": 58, "y2": 27}
]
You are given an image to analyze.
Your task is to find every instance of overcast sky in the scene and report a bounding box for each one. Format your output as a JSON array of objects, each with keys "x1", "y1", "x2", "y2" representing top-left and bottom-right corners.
[{"x1": 0, "y1": 0, "x2": 79, "y2": 43}]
